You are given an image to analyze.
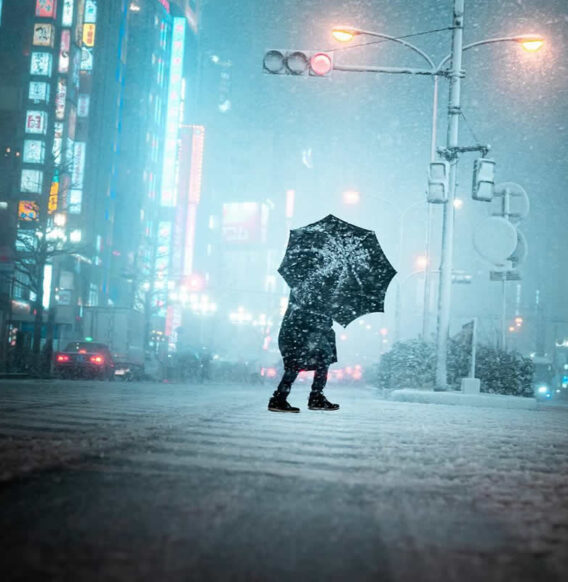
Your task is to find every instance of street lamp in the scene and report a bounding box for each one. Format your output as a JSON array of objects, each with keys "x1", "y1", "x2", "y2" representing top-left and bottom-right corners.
[{"x1": 331, "y1": 5, "x2": 543, "y2": 389}]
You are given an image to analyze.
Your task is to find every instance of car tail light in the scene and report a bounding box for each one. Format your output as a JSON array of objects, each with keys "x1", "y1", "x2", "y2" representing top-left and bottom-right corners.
[
  {"x1": 90, "y1": 355, "x2": 104, "y2": 365},
  {"x1": 56, "y1": 354, "x2": 70, "y2": 363},
  {"x1": 266, "y1": 367, "x2": 277, "y2": 378}
]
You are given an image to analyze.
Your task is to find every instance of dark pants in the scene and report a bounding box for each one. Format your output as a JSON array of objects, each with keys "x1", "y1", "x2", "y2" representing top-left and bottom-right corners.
[{"x1": 274, "y1": 366, "x2": 328, "y2": 398}]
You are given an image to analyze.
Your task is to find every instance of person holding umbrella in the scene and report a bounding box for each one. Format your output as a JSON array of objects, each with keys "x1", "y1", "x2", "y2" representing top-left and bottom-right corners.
[
  {"x1": 268, "y1": 291, "x2": 339, "y2": 413},
  {"x1": 268, "y1": 215, "x2": 397, "y2": 413}
]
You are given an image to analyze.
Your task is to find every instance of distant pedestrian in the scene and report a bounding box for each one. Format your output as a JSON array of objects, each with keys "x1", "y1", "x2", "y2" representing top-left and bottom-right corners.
[
  {"x1": 268, "y1": 294, "x2": 339, "y2": 413},
  {"x1": 200, "y1": 347, "x2": 212, "y2": 382}
]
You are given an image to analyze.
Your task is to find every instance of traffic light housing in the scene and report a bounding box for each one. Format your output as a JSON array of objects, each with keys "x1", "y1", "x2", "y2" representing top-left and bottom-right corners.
[
  {"x1": 472, "y1": 158, "x2": 495, "y2": 201},
  {"x1": 263, "y1": 50, "x2": 333, "y2": 77}
]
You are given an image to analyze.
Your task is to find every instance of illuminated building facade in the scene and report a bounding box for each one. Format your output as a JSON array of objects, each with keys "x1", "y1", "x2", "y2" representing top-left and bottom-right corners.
[{"x1": 0, "y1": 0, "x2": 202, "y2": 357}]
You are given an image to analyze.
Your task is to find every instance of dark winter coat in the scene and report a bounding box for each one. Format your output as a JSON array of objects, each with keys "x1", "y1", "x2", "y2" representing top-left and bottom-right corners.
[{"x1": 278, "y1": 298, "x2": 337, "y2": 371}]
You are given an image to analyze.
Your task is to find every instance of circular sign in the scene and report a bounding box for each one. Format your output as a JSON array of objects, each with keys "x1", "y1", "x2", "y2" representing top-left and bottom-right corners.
[
  {"x1": 509, "y1": 228, "x2": 528, "y2": 267},
  {"x1": 473, "y1": 216, "x2": 518, "y2": 266},
  {"x1": 493, "y1": 182, "x2": 530, "y2": 224}
]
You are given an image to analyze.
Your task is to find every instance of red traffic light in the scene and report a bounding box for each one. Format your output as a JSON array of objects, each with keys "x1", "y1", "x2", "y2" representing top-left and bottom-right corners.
[{"x1": 310, "y1": 52, "x2": 333, "y2": 76}]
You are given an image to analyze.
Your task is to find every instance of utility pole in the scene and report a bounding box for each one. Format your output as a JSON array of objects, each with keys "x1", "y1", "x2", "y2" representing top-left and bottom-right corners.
[{"x1": 435, "y1": 0, "x2": 465, "y2": 389}]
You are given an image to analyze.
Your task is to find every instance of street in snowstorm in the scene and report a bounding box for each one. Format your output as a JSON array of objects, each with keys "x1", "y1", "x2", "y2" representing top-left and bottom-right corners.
[
  {"x1": 0, "y1": 379, "x2": 567, "y2": 581},
  {"x1": 1, "y1": 0, "x2": 568, "y2": 580}
]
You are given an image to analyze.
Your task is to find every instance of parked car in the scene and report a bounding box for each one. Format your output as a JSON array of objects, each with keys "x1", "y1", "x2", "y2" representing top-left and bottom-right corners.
[{"x1": 54, "y1": 341, "x2": 115, "y2": 380}]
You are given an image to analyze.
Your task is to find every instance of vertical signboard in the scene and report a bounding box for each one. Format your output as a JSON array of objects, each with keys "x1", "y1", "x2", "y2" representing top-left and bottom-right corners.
[
  {"x1": 28, "y1": 81, "x2": 50, "y2": 103},
  {"x1": 30, "y1": 52, "x2": 53, "y2": 76},
  {"x1": 62, "y1": 0, "x2": 74, "y2": 26},
  {"x1": 72, "y1": 142, "x2": 86, "y2": 188},
  {"x1": 48, "y1": 174, "x2": 59, "y2": 214},
  {"x1": 23, "y1": 140, "x2": 46, "y2": 164},
  {"x1": 160, "y1": 17, "x2": 185, "y2": 207},
  {"x1": 55, "y1": 78, "x2": 67, "y2": 120},
  {"x1": 21, "y1": 169, "x2": 43, "y2": 194},
  {"x1": 82, "y1": 23, "x2": 95, "y2": 46},
  {"x1": 59, "y1": 29, "x2": 70, "y2": 73},
  {"x1": 53, "y1": 121, "x2": 63, "y2": 163},
  {"x1": 25, "y1": 110, "x2": 48, "y2": 134},
  {"x1": 84, "y1": 0, "x2": 97, "y2": 23},
  {"x1": 33, "y1": 23, "x2": 54, "y2": 47}
]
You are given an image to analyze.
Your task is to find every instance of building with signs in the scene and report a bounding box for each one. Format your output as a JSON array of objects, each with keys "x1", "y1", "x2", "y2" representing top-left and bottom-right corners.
[{"x1": 0, "y1": 0, "x2": 203, "y2": 363}]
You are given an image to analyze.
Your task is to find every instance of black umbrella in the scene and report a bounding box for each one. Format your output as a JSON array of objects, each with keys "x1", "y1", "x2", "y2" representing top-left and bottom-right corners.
[{"x1": 278, "y1": 215, "x2": 397, "y2": 327}]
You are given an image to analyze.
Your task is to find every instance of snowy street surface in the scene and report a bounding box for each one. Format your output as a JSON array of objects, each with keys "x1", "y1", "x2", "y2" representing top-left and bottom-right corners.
[{"x1": 0, "y1": 380, "x2": 567, "y2": 581}]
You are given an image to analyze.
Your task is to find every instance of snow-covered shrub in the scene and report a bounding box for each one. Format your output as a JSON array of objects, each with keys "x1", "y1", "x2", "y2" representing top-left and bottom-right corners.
[
  {"x1": 475, "y1": 345, "x2": 534, "y2": 396},
  {"x1": 374, "y1": 339, "x2": 533, "y2": 395},
  {"x1": 374, "y1": 339, "x2": 437, "y2": 390}
]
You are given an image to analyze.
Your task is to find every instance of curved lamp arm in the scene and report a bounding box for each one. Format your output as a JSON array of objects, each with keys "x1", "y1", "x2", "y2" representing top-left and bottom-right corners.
[
  {"x1": 435, "y1": 35, "x2": 544, "y2": 73},
  {"x1": 336, "y1": 27, "x2": 436, "y2": 70}
]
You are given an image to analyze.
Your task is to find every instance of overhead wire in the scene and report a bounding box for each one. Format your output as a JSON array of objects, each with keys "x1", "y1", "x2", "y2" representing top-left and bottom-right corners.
[{"x1": 325, "y1": 26, "x2": 453, "y2": 53}]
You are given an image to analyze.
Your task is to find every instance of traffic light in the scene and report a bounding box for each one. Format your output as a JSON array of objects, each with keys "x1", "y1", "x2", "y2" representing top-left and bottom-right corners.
[
  {"x1": 472, "y1": 158, "x2": 495, "y2": 201},
  {"x1": 263, "y1": 50, "x2": 333, "y2": 77}
]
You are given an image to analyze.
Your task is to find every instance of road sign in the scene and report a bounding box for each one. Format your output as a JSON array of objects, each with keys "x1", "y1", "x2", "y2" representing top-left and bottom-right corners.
[
  {"x1": 490, "y1": 270, "x2": 522, "y2": 281},
  {"x1": 473, "y1": 216, "x2": 517, "y2": 266},
  {"x1": 493, "y1": 182, "x2": 530, "y2": 223}
]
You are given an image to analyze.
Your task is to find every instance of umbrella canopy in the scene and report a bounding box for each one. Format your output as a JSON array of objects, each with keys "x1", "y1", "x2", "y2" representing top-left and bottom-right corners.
[{"x1": 278, "y1": 215, "x2": 397, "y2": 327}]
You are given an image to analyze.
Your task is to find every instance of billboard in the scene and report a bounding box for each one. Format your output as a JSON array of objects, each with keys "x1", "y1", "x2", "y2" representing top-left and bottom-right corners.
[
  {"x1": 80, "y1": 47, "x2": 93, "y2": 71},
  {"x1": 35, "y1": 0, "x2": 57, "y2": 18},
  {"x1": 222, "y1": 202, "x2": 267, "y2": 244},
  {"x1": 23, "y1": 140, "x2": 46, "y2": 164},
  {"x1": 82, "y1": 23, "x2": 95, "y2": 47},
  {"x1": 21, "y1": 169, "x2": 43, "y2": 194},
  {"x1": 68, "y1": 189, "x2": 82, "y2": 214},
  {"x1": 84, "y1": 0, "x2": 97, "y2": 23},
  {"x1": 30, "y1": 52, "x2": 53, "y2": 76},
  {"x1": 77, "y1": 94, "x2": 90, "y2": 117},
  {"x1": 18, "y1": 201, "x2": 39, "y2": 222},
  {"x1": 25, "y1": 110, "x2": 48, "y2": 134},
  {"x1": 29, "y1": 81, "x2": 50, "y2": 103}
]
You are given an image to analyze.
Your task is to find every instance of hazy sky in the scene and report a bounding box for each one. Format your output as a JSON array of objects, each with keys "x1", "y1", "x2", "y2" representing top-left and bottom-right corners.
[{"x1": 193, "y1": 0, "x2": 568, "y2": 355}]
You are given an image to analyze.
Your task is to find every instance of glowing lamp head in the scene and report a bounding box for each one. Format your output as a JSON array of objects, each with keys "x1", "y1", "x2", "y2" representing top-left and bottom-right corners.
[
  {"x1": 342, "y1": 190, "x2": 360, "y2": 205},
  {"x1": 332, "y1": 28, "x2": 356, "y2": 43},
  {"x1": 310, "y1": 52, "x2": 333, "y2": 76},
  {"x1": 521, "y1": 39, "x2": 544, "y2": 52}
]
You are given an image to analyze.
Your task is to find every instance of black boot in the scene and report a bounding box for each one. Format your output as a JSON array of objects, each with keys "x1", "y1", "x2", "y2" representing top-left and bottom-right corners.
[
  {"x1": 308, "y1": 392, "x2": 339, "y2": 411},
  {"x1": 268, "y1": 393, "x2": 300, "y2": 413}
]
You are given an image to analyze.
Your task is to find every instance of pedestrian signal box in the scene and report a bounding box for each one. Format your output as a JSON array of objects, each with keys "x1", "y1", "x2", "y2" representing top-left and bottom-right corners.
[
  {"x1": 472, "y1": 158, "x2": 496, "y2": 202},
  {"x1": 427, "y1": 161, "x2": 450, "y2": 203}
]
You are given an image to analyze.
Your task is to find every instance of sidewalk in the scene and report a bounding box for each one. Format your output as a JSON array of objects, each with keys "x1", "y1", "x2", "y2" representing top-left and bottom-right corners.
[{"x1": 389, "y1": 388, "x2": 540, "y2": 409}]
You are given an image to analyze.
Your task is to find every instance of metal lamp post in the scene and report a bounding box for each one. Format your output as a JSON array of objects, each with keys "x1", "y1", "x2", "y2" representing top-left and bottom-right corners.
[{"x1": 331, "y1": 1, "x2": 543, "y2": 388}]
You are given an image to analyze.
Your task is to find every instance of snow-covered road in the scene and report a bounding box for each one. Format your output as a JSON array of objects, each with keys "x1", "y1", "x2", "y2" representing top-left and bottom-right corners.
[{"x1": 0, "y1": 380, "x2": 566, "y2": 580}]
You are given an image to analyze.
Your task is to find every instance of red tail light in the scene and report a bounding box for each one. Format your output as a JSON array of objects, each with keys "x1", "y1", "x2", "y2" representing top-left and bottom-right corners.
[
  {"x1": 56, "y1": 354, "x2": 70, "y2": 363},
  {"x1": 90, "y1": 355, "x2": 104, "y2": 365},
  {"x1": 266, "y1": 367, "x2": 277, "y2": 378}
]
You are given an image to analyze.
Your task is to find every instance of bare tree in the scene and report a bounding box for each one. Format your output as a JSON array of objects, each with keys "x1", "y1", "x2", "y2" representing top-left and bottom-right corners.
[{"x1": 2, "y1": 151, "x2": 88, "y2": 372}]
